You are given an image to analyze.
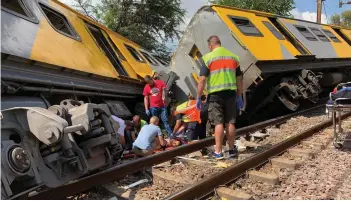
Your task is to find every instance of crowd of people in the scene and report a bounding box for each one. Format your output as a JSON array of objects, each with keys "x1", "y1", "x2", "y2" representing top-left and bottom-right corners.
[
  {"x1": 112, "y1": 75, "x2": 209, "y2": 158},
  {"x1": 112, "y1": 35, "x2": 244, "y2": 160}
]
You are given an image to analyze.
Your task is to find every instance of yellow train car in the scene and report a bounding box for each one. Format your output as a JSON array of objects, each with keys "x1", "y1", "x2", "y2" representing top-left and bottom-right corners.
[
  {"x1": 1, "y1": 0, "x2": 167, "y2": 115},
  {"x1": 1, "y1": 1, "x2": 174, "y2": 199},
  {"x1": 170, "y1": 5, "x2": 351, "y2": 121}
]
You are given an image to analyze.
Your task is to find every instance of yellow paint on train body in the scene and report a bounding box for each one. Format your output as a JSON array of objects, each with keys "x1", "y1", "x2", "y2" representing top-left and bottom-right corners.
[
  {"x1": 212, "y1": 5, "x2": 351, "y2": 61},
  {"x1": 340, "y1": 29, "x2": 351, "y2": 43},
  {"x1": 30, "y1": 0, "x2": 154, "y2": 82},
  {"x1": 30, "y1": 0, "x2": 118, "y2": 79},
  {"x1": 321, "y1": 26, "x2": 351, "y2": 58},
  {"x1": 121, "y1": 41, "x2": 154, "y2": 79},
  {"x1": 213, "y1": 6, "x2": 302, "y2": 61}
]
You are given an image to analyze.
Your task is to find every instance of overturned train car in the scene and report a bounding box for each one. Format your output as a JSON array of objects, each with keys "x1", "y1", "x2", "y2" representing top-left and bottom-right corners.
[
  {"x1": 170, "y1": 5, "x2": 351, "y2": 122},
  {"x1": 1, "y1": 0, "x2": 172, "y2": 199}
]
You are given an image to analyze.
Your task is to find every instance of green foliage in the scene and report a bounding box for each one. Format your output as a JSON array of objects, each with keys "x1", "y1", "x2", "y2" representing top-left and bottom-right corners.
[
  {"x1": 210, "y1": 0, "x2": 295, "y2": 17},
  {"x1": 331, "y1": 14, "x2": 342, "y2": 26},
  {"x1": 330, "y1": 10, "x2": 351, "y2": 28},
  {"x1": 71, "y1": 0, "x2": 186, "y2": 58}
]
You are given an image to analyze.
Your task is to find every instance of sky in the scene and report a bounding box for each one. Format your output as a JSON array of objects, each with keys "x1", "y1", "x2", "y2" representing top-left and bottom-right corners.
[{"x1": 60, "y1": 0, "x2": 351, "y2": 50}]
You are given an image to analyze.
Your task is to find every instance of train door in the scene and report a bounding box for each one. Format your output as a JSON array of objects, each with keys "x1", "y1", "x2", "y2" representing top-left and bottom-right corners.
[{"x1": 85, "y1": 22, "x2": 129, "y2": 77}]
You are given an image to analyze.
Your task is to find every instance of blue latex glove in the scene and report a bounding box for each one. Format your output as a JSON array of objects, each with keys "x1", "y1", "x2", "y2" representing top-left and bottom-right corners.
[
  {"x1": 145, "y1": 109, "x2": 151, "y2": 116},
  {"x1": 236, "y1": 96, "x2": 244, "y2": 110},
  {"x1": 196, "y1": 97, "x2": 202, "y2": 111}
]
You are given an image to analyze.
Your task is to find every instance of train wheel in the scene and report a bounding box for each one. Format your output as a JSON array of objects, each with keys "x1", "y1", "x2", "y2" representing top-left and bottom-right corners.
[{"x1": 276, "y1": 89, "x2": 299, "y2": 112}]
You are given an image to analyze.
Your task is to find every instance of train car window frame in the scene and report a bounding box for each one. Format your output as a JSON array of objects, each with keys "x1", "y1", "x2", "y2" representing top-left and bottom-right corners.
[
  {"x1": 38, "y1": 2, "x2": 81, "y2": 41},
  {"x1": 102, "y1": 32, "x2": 127, "y2": 61},
  {"x1": 85, "y1": 21, "x2": 129, "y2": 77},
  {"x1": 309, "y1": 27, "x2": 330, "y2": 42},
  {"x1": 322, "y1": 29, "x2": 341, "y2": 43},
  {"x1": 262, "y1": 21, "x2": 285, "y2": 40},
  {"x1": 294, "y1": 25, "x2": 318, "y2": 41},
  {"x1": 140, "y1": 51, "x2": 159, "y2": 66},
  {"x1": 153, "y1": 55, "x2": 169, "y2": 66},
  {"x1": 1, "y1": 0, "x2": 39, "y2": 23},
  {"x1": 228, "y1": 15, "x2": 264, "y2": 37},
  {"x1": 124, "y1": 44, "x2": 146, "y2": 63},
  {"x1": 188, "y1": 44, "x2": 204, "y2": 71}
]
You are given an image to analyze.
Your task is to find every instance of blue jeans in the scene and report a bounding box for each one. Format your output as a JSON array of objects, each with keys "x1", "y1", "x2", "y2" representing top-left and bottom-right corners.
[{"x1": 150, "y1": 107, "x2": 173, "y2": 136}]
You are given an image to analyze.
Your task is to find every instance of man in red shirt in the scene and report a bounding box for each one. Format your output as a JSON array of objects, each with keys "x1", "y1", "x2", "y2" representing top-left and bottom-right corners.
[{"x1": 143, "y1": 75, "x2": 174, "y2": 137}]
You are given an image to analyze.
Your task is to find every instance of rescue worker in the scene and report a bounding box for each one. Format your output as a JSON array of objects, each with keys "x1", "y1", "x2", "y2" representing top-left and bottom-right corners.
[
  {"x1": 132, "y1": 116, "x2": 167, "y2": 157},
  {"x1": 111, "y1": 115, "x2": 133, "y2": 150},
  {"x1": 143, "y1": 75, "x2": 174, "y2": 138},
  {"x1": 173, "y1": 95, "x2": 195, "y2": 136},
  {"x1": 174, "y1": 95, "x2": 207, "y2": 142},
  {"x1": 131, "y1": 115, "x2": 148, "y2": 141},
  {"x1": 196, "y1": 35, "x2": 244, "y2": 160}
]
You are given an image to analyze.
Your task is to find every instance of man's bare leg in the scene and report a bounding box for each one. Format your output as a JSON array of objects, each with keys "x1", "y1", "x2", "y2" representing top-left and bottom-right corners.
[
  {"x1": 215, "y1": 124, "x2": 225, "y2": 153},
  {"x1": 225, "y1": 123, "x2": 235, "y2": 150}
]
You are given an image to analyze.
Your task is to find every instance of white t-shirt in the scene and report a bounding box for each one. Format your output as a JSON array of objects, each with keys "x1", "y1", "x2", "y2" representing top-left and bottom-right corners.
[{"x1": 111, "y1": 115, "x2": 126, "y2": 136}]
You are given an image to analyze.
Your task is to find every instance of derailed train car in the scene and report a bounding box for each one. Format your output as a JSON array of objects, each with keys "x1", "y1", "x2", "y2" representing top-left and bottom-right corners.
[
  {"x1": 170, "y1": 5, "x2": 351, "y2": 121},
  {"x1": 1, "y1": 0, "x2": 170, "y2": 199}
]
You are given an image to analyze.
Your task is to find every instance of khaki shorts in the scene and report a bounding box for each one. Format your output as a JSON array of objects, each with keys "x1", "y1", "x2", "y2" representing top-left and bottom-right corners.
[{"x1": 132, "y1": 139, "x2": 160, "y2": 157}]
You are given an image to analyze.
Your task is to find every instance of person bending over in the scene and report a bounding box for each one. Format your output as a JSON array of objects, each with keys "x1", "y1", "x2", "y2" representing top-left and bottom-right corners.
[
  {"x1": 132, "y1": 116, "x2": 167, "y2": 157},
  {"x1": 111, "y1": 115, "x2": 133, "y2": 150}
]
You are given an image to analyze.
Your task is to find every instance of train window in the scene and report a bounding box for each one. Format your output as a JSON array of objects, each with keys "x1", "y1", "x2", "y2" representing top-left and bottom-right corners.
[
  {"x1": 322, "y1": 29, "x2": 341, "y2": 43},
  {"x1": 101, "y1": 31, "x2": 126, "y2": 61},
  {"x1": 229, "y1": 16, "x2": 263, "y2": 37},
  {"x1": 39, "y1": 3, "x2": 80, "y2": 40},
  {"x1": 189, "y1": 45, "x2": 203, "y2": 70},
  {"x1": 85, "y1": 22, "x2": 129, "y2": 76},
  {"x1": 294, "y1": 25, "x2": 318, "y2": 41},
  {"x1": 154, "y1": 55, "x2": 169, "y2": 66},
  {"x1": 1, "y1": 0, "x2": 36, "y2": 21},
  {"x1": 125, "y1": 45, "x2": 146, "y2": 63},
  {"x1": 140, "y1": 51, "x2": 159, "y2": 66},
  {"x1": 262, "y1": 21, "x2": 285, "y2": 40},
  {"x1": 309, "y1": 27, "x2": 329, "y2": 42}
]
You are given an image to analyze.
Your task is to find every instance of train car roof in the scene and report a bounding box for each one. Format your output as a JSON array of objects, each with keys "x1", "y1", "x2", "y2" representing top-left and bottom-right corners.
[
  {"x1": 53, "y1": 0, "x2": 146, "y2": 49},
  {"x1": 195, "y1": 4, "x2": 351, "y2": 31}
]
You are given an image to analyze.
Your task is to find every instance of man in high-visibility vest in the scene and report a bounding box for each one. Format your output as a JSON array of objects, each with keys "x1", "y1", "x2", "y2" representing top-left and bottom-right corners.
[
  {"x1": 196, "y1": 35, "x2": 244, "y2": 160},
  {"x1": 174, "y1": 95, "x2": 207, "y2": 142}
]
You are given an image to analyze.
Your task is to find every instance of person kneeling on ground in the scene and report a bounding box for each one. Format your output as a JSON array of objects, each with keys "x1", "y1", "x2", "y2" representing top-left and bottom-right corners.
[
  {"x1": 132, "y1": 116, "x2": 167, "y2": 157},
  {"x1": 174, "y1": 95, "x2": 207, "y2": 144},
  {"x1": 130, "y1": 115, "x2": 148, "y2": 141},
  {"x1": 111, "y1": 115, "x2": 133, "y2": 150},
  {"x1": 173, "y1": 96, "x2": 194, "y2": 136}
]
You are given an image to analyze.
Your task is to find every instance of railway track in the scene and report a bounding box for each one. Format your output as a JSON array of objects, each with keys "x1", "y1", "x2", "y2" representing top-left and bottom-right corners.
[
  {"x1": 25, "y1": 105, "x2": 343, "y2": 200},
  {"x1": 166, "y1": 112, "x2": 351, "y2": 200}
]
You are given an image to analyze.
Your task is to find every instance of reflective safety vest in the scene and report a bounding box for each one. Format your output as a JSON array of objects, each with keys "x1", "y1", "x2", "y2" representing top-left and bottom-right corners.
[
  {"x1": 202, "y1": 47, "x2": 239, "y2": 94},
  {"x1": 174, "y1": 100, "x2": 201, "y2": 123}
]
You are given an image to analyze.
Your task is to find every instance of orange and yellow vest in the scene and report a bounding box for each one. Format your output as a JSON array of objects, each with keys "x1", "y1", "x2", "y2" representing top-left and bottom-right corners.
[
  {"x1": 174, "y1": 100, "x2": 201, "y2": 123},
  {"x1": 202, "y1": 47, "x2": 239, "y2": 94}
]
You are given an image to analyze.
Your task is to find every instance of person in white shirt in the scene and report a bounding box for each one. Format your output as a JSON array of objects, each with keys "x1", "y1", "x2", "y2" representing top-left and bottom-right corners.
[{"x1": 111, "y1": 115, "x2": 132, "y2": 149}]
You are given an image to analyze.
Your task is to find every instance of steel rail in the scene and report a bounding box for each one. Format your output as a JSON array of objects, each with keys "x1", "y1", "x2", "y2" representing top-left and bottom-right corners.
[
  {"x1": 166, "y1": 111, "x2": 351, "y2": 200},
  {"x1": 28, "y1": 105, "x2": 324, "y2": 200}
]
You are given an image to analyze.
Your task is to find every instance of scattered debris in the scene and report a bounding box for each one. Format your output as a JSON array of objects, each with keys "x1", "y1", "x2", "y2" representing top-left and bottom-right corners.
[{"x1": 123, "y1": 179, "x2": 149, "y2": 190}]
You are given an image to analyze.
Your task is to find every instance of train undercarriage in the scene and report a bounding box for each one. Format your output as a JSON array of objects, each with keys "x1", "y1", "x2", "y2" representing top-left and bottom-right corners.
[{"x1": 242, "y1": 66, "x2": 351, "y2": 124}]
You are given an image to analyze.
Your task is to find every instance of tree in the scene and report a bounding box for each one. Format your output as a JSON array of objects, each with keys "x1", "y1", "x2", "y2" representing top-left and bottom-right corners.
[
  {"x1": 330, "y1": 10, "x2": 351, "y2": 28},
  {"x1": 210, "y1": 0, "x2": 295, "y2": 17},
  {"x1": 68, "y1": 0, "x2": 186, "y2": 58}
]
